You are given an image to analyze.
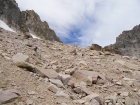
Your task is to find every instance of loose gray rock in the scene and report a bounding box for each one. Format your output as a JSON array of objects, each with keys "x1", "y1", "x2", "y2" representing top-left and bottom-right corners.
[
  {"x1": 58, "y1": 74, "x2": 71, "y2": 85},
  {"x1": 26, "y1": 100, "x2": 34, "y2": 105},
  {"x1": 0, "y1": 89, "x2": 21, "y2": 104},
  {"x1": 49, "y1": 79, "x2": 64, "y2": 88},
  {"x1": 12, "y1": 53, "x2": 29, "y2": 63},
  {"x1": 55, "y1": 91, "x2": 69, "y2": 98}
]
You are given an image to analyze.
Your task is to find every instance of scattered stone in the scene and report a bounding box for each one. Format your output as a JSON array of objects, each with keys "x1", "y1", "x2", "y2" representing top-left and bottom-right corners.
[
  {"x1": 125, "y1": 97, "x2": 135, "y2": 105},
  {"x1": 133, "y1": 88, "x2": 138, "y2": 92},
  {"x1": 81, "y1": 87, "x2": 93, "y2": 95},
  {"x1": 49, "y1": 79, "x2": 64, "y2": 88},
  {"x1": 65, "y1": 69, "x2": 75, "y2": 75},
  {"x1": 78, "y1": 60, "x2": 87, "y2": 66},
  {"x1": 55, "y1": 91, "x2": 69, "y2": 98},
  {"x1": 48, "y1": 84, "x2": 59, "y2": 93},
  {"x1": 82, "y1": 93, "x2": 101, "y2": 104},
  {"x1": 86, "y1": 76, "x2": 93, "y2": 86},
  {"x1": 105, "y1": 94, "x2": 117, "y2": 105},
  {"x1": 36, "y1": 67, "x2": 58, "y2": 79},
  {"x1": 0, "y1": 89, "x2": 21, "y2": 104},
  {"x1": 11, "y1": 82, "x2": 16, "y2": 86},
  {"x1": 58, "y1": 74, "x2": 71, "y2": 85},
  {"x1": 96, "y1": 78, "x2": 106, "y2": 85},
  {"x1": 88, "y1": 98, "x2": 100, "y2": 105},
  {"x1": 76, "y1": 99, "x2": 85, "y2": 104},
  {"x1": 73, "y1": 87, "x2": 81, "y2": 94},
  {"x1": 68, "y1": 80, "x2": 75, "y2": 88},
  {"x1": 26, "y1": 100, "x2": 34, "y2": 105},
  {"x1": 116, "y1": 82, "x2": 122, "y2": 86},
  {"x1": 72, "y1": 70, "x2": 99, "y2": 84},
  {"x1": 12, "y1": 53, "x2": 29, "y2": 63},
  {"x1": 50, "y1": 60, "x2": 58, "y2": 65},
  {"x1": 121, "y1": 92, "x2": 129, "y2": 97},
  {"x1": 44, "y1": 78, "x2": 49, "y2": 83},
  {"x1": 80, "y1": 81, "x2": 87, "y2": 87},
  {"x1": 70, "y1": 49, "x2": 77, "y2": 55},
  {"x1": 70, "y1": 95, "x2": 76, "y2": 100},
  {"x1": 122, "y1": 56, "x2": 130, "y2": 60},
  {"x1": 123, "y1": 78, "x2": 135, "y2": 81},
  {"x1": 126, "y1": 80, "x2": 134, "y2": 86},
  {"x1": 28, "y1": 91, "x2": 35, "y2": 95},
  {"x1": 15, "y1": 61, "x2": 34, "y2": 71}
]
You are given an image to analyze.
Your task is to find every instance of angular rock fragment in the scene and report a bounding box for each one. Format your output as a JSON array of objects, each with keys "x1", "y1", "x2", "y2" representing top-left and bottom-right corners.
[
  {"x1": 72, "y1": 70, "x2": 105, "y2": 85},
  {"x1": 49, "y1": 79, "x2": 64, "y2": 88},
  {"x1": 48, "y1": 84, "x2": 59, "y2": 93},
  {"x1": 36, "y1": 67, "x2": 58, "y2": 79},
  {"x1": 0, "y1": 89, "x2": 21, "y2": 104},
  {"x1": 81, "y1": 87, "x2": 93, "y2": 95},
  {"x1": 58, "y1": 74, "x2": 71, "y2": 85},
  {"x1": 55, "y1": 91, "x2": 69, "y2": 98},
  {"x1": 15, "y1": 61, "x2": 34, "y2": 71},
  {"x1": 82, "y1": 93, "x2": 101, "y2": 104},
  {"x1": 12, "y1": 53, "x2": 29, "y2": 63}
]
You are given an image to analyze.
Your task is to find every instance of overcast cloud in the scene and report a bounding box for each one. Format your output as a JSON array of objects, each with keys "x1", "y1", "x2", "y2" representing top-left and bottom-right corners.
[{"x1": 15, "y1": 0, "x2": 140, "y2": 47}]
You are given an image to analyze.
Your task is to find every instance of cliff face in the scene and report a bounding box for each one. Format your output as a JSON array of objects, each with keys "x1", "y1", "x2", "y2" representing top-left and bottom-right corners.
[
  {"x1": 105, "y1": 24, "x2": 140, "y2": 57},
  {"x1": 0, "y1": 0, "x2": 20, "y2": 31},
  {"x1": 0, "y1": 0, "x2": 61, "y2": 42}
]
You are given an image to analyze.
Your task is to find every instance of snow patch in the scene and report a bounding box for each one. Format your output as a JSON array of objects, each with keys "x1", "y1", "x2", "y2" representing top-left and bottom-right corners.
[
  {"x1": 30, "y1": 33, "x2": 40, "y2": 39},
  {"x1": 0, "y1": 20, "x2": 16, "y2": 33}
]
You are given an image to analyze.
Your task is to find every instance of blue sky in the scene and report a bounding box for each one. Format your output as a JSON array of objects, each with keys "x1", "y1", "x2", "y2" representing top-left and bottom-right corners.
[{"x1": 15, "y1": 0, "x2": 140, "y2": 47}]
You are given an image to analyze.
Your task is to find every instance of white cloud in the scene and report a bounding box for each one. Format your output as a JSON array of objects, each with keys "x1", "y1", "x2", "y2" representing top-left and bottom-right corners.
[{"x1": 15, "y1": 0, "x2": 140, "y2": 47}]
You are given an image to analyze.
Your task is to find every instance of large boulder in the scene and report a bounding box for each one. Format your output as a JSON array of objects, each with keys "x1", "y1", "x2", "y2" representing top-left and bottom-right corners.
[
  {"x1": 72, "y1": 70, "x2": 103, "y2": 84},
  {"x1": 90, "y1": 44, "x2": 102, "y2": 51},
  {"x1": 12, "y1": 53, "x2": 29, "y2": 63},
  {"x1": 36, "y1": 67, "x2": 58, "y2": 79},
  {"x1": 12, "y1": 53, "x2": 35, "y2": 71}
]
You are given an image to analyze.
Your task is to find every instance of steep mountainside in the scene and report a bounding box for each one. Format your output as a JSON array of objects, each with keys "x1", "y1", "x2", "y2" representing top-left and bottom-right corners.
[
  {"x1": 0, "y1": 28, "x2": 140, "y2": 105},
  {"x1": 105, "y1": 24, "x2": 140, "y2": 58},
  {"x1": 0, "y1": 0, "x2": 61, "y2": 42}
]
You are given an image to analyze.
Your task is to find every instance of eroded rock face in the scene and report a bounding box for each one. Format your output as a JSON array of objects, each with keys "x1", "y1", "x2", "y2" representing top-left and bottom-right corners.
[
  {"x1": 19, "y1": 10, "x2": 61, "y2": 41},
  {"x1": 105, "y1": 24, "x2": 140, "y2": 58},
  {"x1": 0, "y1": 0, "x2": 61, "y2": 42},
  {"x1": 0, "y1": 0, "x2": 20, "y2": 31}
]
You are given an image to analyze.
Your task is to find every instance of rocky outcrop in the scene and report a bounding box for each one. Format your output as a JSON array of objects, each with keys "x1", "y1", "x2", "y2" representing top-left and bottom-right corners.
[
  {"x1": 90, "y1": 44, "x2": 122, "y2": 55},
  {"x1": 105, "y1": 24, "x2": 140, "y2": 57},
  {"x1": 90, "y1": 44, "x2": 102, "y2": 51},
  {"x1": 0, "y1": 0, "x2": 20, "y2": 31},
  {"x1": 0, "y1": 0, "x2": 61, "y2": 42}
]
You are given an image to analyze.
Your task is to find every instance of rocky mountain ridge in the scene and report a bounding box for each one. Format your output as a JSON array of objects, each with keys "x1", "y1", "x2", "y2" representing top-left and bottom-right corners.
[
  {"x1": 105, "y1": 24, "x2": 140, "y2": 58},
  {"x1": 0, "y1": 27, "x2": 140, "y2": 105},
  {"x1": 0, "y1": 0, "x2": 61, "y2": 42}
]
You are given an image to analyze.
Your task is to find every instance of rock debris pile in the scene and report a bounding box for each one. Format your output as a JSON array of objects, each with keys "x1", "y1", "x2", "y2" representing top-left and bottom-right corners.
[{"x1": 0, "y1": 28, "x2": 140, "y2": 105}]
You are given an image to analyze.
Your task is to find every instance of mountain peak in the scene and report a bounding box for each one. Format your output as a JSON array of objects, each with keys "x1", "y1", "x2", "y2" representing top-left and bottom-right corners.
[{"x1": 0, "y1": 0, "x2": 61, "y2": 42}]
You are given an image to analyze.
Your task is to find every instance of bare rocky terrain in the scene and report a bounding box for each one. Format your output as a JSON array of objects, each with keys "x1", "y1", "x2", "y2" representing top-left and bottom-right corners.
[{"x1": 0, "y1": 27, "x2": 140, "y2": 105}]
